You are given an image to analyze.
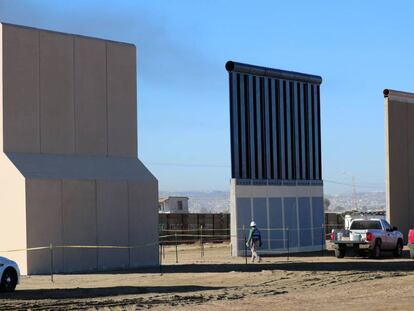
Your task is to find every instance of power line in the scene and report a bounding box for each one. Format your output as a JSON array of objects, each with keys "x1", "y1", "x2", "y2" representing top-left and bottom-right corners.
[
  {"x1": 146, "y1": 162, "x2": 384, "y2": 189},
  {"x1": 324, "y1": 179, "x2": 384, "y2": 189}
]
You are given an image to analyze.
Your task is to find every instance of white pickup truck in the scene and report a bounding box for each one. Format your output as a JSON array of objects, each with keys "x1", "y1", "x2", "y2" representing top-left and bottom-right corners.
[{"x1": 331, "y1": 218, "x2": 403, "y2": 259}]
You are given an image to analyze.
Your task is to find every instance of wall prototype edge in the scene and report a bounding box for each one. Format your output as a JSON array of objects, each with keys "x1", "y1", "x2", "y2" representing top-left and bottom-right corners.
[{"x1": 0, "y1": 23, "x2": 28, "y2": 274}]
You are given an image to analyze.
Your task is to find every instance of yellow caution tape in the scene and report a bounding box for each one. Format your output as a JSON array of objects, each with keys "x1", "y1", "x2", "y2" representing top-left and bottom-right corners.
[
  {"x1": 54, "y1": 245, "x2": 131, "y2": 249},
  {"x1": 0, "y1": 236, "x2": 232, "y2": 253},
  {"x1": 0, "y1": 246, "x2": 50, "y2": 253}
]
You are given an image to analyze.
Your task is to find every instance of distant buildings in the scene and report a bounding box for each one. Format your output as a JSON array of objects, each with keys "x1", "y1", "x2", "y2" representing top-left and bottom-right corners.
[
  {"x1": 159, "y1": 196, "x2": 189, "y2": 213},
  {"x1": 327, "y1": 192, "x2": 385, "y2": 212}
]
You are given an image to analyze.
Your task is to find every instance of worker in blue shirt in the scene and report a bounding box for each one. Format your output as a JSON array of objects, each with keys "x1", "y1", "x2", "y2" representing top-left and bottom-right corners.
[{"x1": 246, "y1": 221, "x2": 262, "y2": 262}]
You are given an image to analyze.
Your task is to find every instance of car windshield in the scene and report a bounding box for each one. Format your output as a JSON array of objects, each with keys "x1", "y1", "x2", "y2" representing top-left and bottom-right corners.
[{"x1": 350, "y1": 220, "x2": 382, "y2": 230}]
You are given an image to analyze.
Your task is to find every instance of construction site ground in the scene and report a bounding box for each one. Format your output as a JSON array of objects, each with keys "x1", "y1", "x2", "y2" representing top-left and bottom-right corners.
[{"x1": 1, "y1": 242, "x2": 414, "y2": 310}]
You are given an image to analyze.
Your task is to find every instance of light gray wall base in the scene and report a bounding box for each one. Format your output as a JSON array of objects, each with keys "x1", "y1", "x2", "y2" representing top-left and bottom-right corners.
[
  {"x1": 236, "y1": 245, "x2": 324, "y2": 257},
  {"x1": 230, "y1": 179, "x2": 325, "y2": 257}
]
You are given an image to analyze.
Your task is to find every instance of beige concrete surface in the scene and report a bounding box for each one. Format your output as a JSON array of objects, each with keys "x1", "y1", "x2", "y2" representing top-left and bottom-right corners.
[
  {"x1": 26, "y1": 179, "x2": 63, "y2": 274},
  {"x1": 2, "y1": 24, "x2": 40, "y2": 153},
  {"x1": 1, "y1": 23, "x2": 137, "y2": 158},
  {"x1": 129, "y1": 180, "x2": 159, "y2": 267},
  {"x1": 74, "y1": 36, "x2": 108, "y2": 155},
  {"x1": 6, "y1": 153, "x2": 155, "y2": 180},
  {"x1": 0, "y1": 23, "x2": 158, "y2": 274},
  {"x1": 96, "y1": 180, "x2": 129, "y2": 270},
  {"x1": 0, "y1": 155, "x2": 27, "y2": 275},
  {"x1": 107, "y1": 41, "x2": 137, "y2": 157},
  {"x1": 62, "y1": 180, "x2": 98, "y2": 273},
  {"x1": 39, "y1": 30, "x2": 76, "y2": 154}
]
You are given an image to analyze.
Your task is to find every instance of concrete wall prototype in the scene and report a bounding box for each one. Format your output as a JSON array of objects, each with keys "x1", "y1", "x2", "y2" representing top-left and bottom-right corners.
[
  {"x1": 384, "y1": 89, "x2": 414, "y2": 239},
  {"x1": 226, "y1": 61, "x2": 324, "y2": 255},
  {"x1": 0, "y1": 23, "x2": 158, "y2": 274}
]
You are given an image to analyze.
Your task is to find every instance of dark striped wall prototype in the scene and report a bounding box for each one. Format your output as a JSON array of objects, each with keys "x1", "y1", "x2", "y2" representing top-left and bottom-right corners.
[{"x1": 226, "y1": 61, "x2": 322, "y2": 181}]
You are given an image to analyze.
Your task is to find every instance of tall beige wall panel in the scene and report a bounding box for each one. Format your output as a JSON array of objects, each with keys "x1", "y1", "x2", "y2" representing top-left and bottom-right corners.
[
  {"x1": 62, "y1": 180, "x2": 97, "y2": 272},
  {"x1": 39, "y1": 30, "x2": 75, "y2": 154},
  {"x1": 0, "y1": 23, "x2": 158, "y2": 274},
  {"x1": 26, "y1": 179, "x2": 63, "y2": 274},
  {"x1": 385, "y1": 89, "x2": 414, "y2": 239},
  {"x1": 74, "y1": 37, "x2": 107, "y2": 155},
  {"x1": 96, "y1": 181, "x2": 129, "y2": 270},
  {"x1": 2, "y1": 25, "x2": 40, "y2": 153},
  {"x1": 107, "y1": 42, "x2": 137, "y2": 157},
  {"x1": 128, "y1": 181, "x2": 158, "y2": 266}
]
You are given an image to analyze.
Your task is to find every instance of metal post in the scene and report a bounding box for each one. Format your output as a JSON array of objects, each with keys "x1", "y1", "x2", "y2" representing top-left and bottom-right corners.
[
  {"x1": 159, "y1": 243, "x2": 162, "y2": 264},
  {"x1": 162, "y1": 243, "x2": 165, "y2": 259},
  {"x1": 49, "y1": 243, "x2": 54, "y2": 283},
  {"x1": 321, "y1": 225, "x2": 325, "y2": 256},
  {"x1": 243, "y1": 225, "x2": 247, "y2": 265},
  {"x1": 175, "y1": 232, "x2": 178, "y2": 264},
  {"x1": 287, "y1": 228, "x2": 290, "y2": 261},
  {"x1": 200, "y1": 225, "x2": 203, "y2": 258}
]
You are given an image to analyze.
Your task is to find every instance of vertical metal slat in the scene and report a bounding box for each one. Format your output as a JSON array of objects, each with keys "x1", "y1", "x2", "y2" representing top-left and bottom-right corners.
[
  {"x1": 285, "y1": 81, "x2": 292, "y2": 180},
  {"x1": 278, "y1": 79, "x2": 286, "y2": 180},
  {"x1": 271, "y1": 79, "x2": 279, "y2": 179},
  {"x1": 293, "y1": 82, "x2": 300, "y2": 180},
  {"x1": 248, "y1": 75, "x2": 256, "y2": 179},
  {"x1": 264, "y1": 78, "x2": 272, "y2": 180},
  {"x1": 255, "y1": 76, "x2": 263, "y2": 179},
  {"x1": 307, "y1": 83, "x2": 314, "y2": 180},
  {"x1": 239, "y1": 74, "x2": 247, "y2": 179}
]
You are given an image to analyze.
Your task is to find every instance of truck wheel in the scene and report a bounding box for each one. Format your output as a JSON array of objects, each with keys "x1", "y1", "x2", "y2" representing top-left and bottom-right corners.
[
  {"x1": 335, "y1": 248, "x2": 345, "y2": 258},
  {"x1": 393, "y1": 240, "x2": 403, "y2": 258},
  {"x1": 0, "y1": 268, "x2": 17, "y2": 292},
  {"x1": 370, "y1": 240, "x2": 381, "y2": 259}
]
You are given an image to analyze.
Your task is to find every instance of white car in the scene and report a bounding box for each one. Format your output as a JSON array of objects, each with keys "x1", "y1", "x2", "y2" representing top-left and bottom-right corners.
[{"x1": 0, "y1": 256, "x2": 20, "y2": 292}]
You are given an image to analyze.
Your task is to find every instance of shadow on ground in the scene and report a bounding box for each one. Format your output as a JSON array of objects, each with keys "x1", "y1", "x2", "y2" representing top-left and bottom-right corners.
[
  {"x1": 102, "y1": 249, "x2": 412, "y2": 274},
  {"x1": 0, "y1": 285, "x2": 224, "y2": 300},
  {"x1": 157, "y1": 259, "x2": 414, "y2": 274}
]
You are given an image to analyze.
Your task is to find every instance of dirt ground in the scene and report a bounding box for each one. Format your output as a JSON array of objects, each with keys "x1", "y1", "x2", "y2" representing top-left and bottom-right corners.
[{"x1": 1, "y1": 242, "x2": 414, "y2": 310}]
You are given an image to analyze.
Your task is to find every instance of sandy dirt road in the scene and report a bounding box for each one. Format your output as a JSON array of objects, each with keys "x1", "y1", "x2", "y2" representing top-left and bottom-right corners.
[{"x1": 1, "y1": 243, "x2": 414, "y2": 310}]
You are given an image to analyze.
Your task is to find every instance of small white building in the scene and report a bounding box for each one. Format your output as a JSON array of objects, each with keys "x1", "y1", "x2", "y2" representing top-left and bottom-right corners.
[{"x1": 159, "y1": 196, "x2": 189, "y2": 213}]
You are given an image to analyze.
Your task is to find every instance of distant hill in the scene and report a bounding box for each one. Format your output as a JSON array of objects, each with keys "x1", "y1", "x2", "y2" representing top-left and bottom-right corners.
[{"x1": 159, "y1": 190, "x2": 386, "y2": 214}]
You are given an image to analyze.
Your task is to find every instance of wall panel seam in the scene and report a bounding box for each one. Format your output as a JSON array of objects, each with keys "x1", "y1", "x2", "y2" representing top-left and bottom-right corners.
[
  {"x1": 94, "y1": 180, "x2": 98, "y2": 271},
  {"x1": 60, "y1": 179, "x2": 64, "y2": 272},
  {"x1": 73, "y1": 36, "x2": 77, "y2": 154},
  {"x1": 105, "y1": 42, "x2": 109, "y2": 157},
  {"x1": 38, "y1": 30, "x2": 42, "y2": 153}
]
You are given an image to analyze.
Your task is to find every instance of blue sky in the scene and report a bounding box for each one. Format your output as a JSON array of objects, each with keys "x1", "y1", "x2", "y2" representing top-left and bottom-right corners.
[{"x1": 1, "y1": 0, "x2": 412, "y2": 194}]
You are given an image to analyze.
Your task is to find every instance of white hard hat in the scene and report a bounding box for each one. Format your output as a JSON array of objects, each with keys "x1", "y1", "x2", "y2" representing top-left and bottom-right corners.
[{"x1": 250, "y1": 221, "x2": 256, "y2": 227}]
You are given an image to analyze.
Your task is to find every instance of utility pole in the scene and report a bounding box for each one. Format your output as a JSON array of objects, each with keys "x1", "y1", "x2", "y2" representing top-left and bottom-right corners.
[
  {"x1": 343, "y1": 171, "x2": 358, "y2": 211},
  {"x1": 352, "y1": 175, "x2": 358, "y2": 211}
]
